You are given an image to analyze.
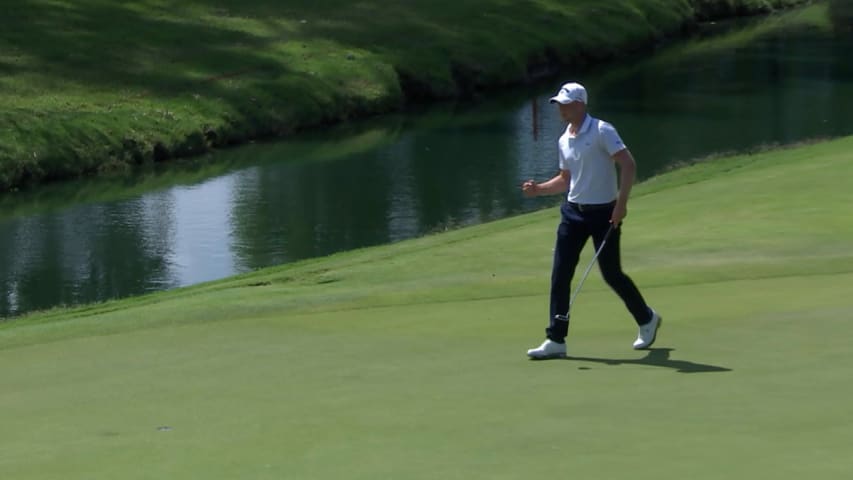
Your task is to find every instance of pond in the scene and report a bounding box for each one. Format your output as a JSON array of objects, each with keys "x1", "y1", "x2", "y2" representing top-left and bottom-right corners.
[{"x1": 2, "y1": 8, "x2": 851, "y2": 318}]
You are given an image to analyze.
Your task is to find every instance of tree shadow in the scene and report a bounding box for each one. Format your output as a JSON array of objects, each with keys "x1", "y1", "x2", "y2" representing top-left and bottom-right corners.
[{"x1": 566, "y1": 348, "x2": 732, "y2": 374}]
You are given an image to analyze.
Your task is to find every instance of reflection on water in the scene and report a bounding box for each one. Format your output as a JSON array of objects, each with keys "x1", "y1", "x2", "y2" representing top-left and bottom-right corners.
[{"x1": 1, "y1": 10, "x2": 852, "y2": 318}]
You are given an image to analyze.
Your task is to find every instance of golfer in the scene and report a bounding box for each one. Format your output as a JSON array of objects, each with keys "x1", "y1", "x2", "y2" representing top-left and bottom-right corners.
[{"x1": 523, "y1": 82, "x2": 661, "y2": 359}]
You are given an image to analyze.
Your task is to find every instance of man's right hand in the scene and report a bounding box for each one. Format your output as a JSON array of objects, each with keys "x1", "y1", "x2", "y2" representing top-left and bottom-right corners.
[{"x1": 521, "y1": 180, "x2": 538, "y2": 198}]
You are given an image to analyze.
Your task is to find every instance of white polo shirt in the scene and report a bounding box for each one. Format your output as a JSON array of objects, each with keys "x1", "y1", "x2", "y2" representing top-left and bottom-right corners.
[{"x1": 558, "y1": 114, "x2": 627, "y2": 205}]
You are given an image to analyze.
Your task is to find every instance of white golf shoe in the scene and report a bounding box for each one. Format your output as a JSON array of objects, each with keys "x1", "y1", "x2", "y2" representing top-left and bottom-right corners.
[
  {"x1": 633, "y1": 309, "x2": 662, "y2": 350},
  {"x1": 526, "y1": 339, "x2": 566, "y2": 359}
]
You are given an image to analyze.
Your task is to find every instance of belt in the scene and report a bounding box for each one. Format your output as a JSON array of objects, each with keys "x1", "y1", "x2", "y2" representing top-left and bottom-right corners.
[{"x1": 567, "y1": 200, "x2": 615, "y2": 212}]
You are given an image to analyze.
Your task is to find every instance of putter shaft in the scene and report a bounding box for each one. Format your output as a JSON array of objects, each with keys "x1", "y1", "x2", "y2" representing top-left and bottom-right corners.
[{"x1": 567, "y1": 225, "x2": 615, "y2": 312}]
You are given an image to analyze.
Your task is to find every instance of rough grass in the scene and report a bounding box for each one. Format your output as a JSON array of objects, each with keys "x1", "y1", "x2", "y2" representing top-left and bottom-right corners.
[
  {"x1": 1, "y1": 137, "x2": 852, "y2": 479},
  {"x1": 0, "y1": 0, "x2": 813, "y2": 191}
]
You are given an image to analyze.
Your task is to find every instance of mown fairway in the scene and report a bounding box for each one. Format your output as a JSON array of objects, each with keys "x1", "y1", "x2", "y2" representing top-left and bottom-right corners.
[{"x1": 2, "y1": 137, "x2": 852, "y2": 478}]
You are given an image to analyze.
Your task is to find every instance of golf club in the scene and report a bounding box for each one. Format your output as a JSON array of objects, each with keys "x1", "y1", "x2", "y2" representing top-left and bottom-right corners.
[{"x1": 567, "y1": 224, "x2": 615, "y2": 313}]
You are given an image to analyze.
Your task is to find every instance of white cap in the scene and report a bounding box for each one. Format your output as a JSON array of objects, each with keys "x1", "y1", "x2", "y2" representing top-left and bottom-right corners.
[{"x1": 549, "y1": 82, "x2": 588, "y2": 105}]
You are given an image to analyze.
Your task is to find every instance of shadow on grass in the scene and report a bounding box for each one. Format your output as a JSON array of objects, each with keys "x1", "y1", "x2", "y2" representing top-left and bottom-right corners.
[{"x1": 566, "y1": 348, "x2": 732, "y2": 374}]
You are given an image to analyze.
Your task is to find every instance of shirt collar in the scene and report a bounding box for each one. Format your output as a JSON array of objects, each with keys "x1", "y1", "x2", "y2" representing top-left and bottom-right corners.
[
  {"x1": 570, "y1": 114, "x2": 593, "y2": 136},
  {"x1": 579, "y1": 114, "x2": 593, "y2": 134}
]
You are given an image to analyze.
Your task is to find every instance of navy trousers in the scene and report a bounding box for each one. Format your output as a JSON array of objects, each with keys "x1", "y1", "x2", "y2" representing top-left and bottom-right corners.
[{"x1": 547, "y1": 201, "x2": 652, "y2": 344}]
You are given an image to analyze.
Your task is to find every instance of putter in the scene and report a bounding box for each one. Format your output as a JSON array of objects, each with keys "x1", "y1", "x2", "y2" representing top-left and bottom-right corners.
[{"x1": 567, "y1": 224, "x2": 615, "y2": 313}]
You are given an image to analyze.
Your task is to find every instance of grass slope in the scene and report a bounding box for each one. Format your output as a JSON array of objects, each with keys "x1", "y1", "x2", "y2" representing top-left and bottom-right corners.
[
  {"x1": 0, "y1": 0, "x2": 810, "y2": 190},
  {"x1": 1, "y1": 137, "x2": 852, "y2": 478}
]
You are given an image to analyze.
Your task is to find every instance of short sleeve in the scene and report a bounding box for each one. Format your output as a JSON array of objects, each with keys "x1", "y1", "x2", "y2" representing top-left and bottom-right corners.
[
  {"x1": 558, "y1": 150, "x2": 568, "y2": 171},
  {"x1": 599, "y1": 121, "x2": 627, "y2": 156},
  {"x1": 557, "y1": 135, "x2": 569, "y2": 171}
]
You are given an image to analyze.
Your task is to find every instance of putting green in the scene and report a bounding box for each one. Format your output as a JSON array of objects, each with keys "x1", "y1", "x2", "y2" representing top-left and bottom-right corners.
[{"x1": 2, "y1": 137, "x2": 852, "y2": 479}]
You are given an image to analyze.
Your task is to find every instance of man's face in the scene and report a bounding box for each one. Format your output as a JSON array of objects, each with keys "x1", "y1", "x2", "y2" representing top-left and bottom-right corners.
[{"x1": 558, "y1": 101, "x2": 585, "y2": 123}]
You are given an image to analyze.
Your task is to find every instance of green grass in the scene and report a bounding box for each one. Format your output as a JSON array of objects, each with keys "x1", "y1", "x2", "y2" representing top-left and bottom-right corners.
[
  {"x1": 639, "y1": 1, "x2": 834, "y2": 65},
  {"x1": 0, "y1": 119, "x2": 403, "y2": 220},
  {"x1": 2, "y1": 137, "x2": 852, "y2": 479},
  {"x1": 0, "y1": 0, "x2": 813, "y2": 191},
  {"x1": 692, "y1": 0, "x2": 811, "y2": 19}
]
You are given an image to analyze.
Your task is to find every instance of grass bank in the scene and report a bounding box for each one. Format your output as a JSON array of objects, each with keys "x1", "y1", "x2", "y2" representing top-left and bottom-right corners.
[
  {"x1": 0, "y1": 0, "x2": 811, "y2": 191},
  {"x1": 2, "y1": 137, "x2": 852, "y2": 479}
]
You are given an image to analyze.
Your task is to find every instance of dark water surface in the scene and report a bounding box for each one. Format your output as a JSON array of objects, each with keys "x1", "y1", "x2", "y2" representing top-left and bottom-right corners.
[{"x1": 2, "y1": 13, "x2": 852, "y2": 317}]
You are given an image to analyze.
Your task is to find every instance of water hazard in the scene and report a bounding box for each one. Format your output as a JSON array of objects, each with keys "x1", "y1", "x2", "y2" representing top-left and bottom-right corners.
[{"x1": 2, "y1": 9, "x2": 852, "y2": 317}]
